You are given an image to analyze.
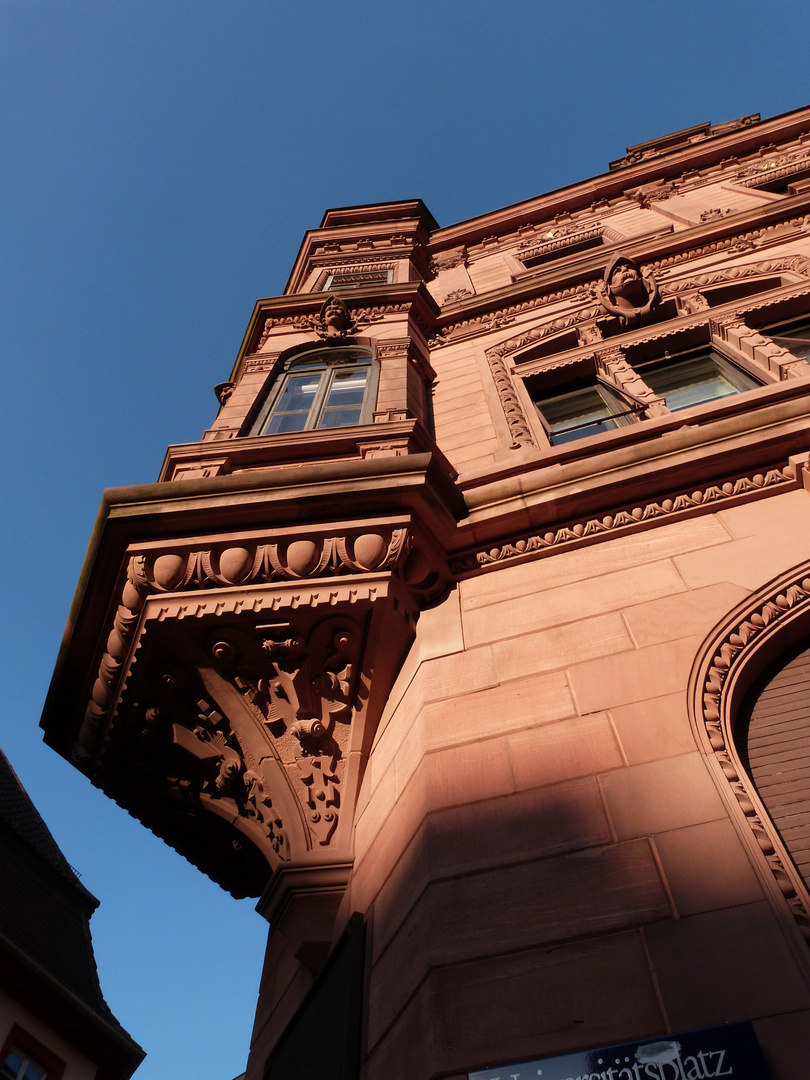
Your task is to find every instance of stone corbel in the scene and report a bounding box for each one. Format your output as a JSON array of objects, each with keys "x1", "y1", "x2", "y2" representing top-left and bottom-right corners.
[
  {"x1": 71, "y1": 519, "x2": 446, "y2": 899},
  {"x1": 594, "y1": 346, "x2": 669, "y2": 419},
  {"x1": 711, "y1": 316, "x2": 798, "y2": 381}
]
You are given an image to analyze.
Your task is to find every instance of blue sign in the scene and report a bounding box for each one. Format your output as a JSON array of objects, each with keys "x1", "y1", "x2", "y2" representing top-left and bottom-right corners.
[{"x1": 469, "y1": 1022, "x2": 770, "y2": 1080}]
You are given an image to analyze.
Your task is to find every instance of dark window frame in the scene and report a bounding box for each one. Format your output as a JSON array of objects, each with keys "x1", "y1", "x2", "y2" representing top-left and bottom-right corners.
[
  {"x1": 633, "y1": 346, "x2": 761, "y2": 412},
  {"x1": 530, "y1": 376, "x2": 643, "y2": 446}
]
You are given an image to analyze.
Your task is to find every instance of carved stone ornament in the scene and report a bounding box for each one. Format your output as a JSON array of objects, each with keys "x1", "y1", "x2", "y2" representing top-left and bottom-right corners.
[
  {"x1": 310, "y1": 294, "x2": 358, "y2": 341},
  {"x1": 451, "y1": 463, "x2": 798, "y2": 575},
  {"x1": 72, "y1": 520, "x2": 445, "y2": 898},
  {"x1": 597, "y1": 254, "x2": 660, "y2": 325},
  {"x1": 214, "y1": 381, "x2": 235, "y2": 405},
  {"x1": 690, "y1": 552, "x2": 810, "y2": 947}
]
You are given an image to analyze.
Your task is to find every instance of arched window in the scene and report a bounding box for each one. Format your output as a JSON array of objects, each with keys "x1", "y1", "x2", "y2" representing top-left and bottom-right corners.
[
  {"x1": 251, "y1": 347, "x2": 377, "y2": 436},
  {"x1": 736, "y1": 635, "x2": 810, "y2": 888},
  {"x1": 689, "y1": 560, "x2": 810, "y2": 947}
]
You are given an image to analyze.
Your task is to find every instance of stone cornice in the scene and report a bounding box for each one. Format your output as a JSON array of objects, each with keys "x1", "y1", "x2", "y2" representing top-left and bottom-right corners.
[
  {"x1": 286, "y1": 203, "x2": 437, "y2": 295},
  {"x1": 451, "y1": 381, "x2": 810, "y2": 552},
  {"x1": 429, "y1": 194, "x2": 810, "y2": 341},
  {"x1": 452, "y1": 462, "x2": 799, "y2": 576},
  {"x1": 160, "y1": 418, "x2": 452, "y2": 480},
  {"x1": 428, "y1": 106, "x2": 810, "y2": 251},
  {"x1": 41, "y1": 453, "x2": 463, "y2": 750}
]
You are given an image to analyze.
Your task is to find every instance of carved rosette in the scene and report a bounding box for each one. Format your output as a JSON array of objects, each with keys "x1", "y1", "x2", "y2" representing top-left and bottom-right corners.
[{"x1": 73, "y1": 520, "x2": 443, "y2": 897}]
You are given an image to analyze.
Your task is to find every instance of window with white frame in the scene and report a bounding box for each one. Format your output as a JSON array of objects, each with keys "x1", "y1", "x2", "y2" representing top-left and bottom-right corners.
[
  {"x1": 1, "y1": 1048, "x2": 47, "y2": 1080},
  {"x1": 250, "y1": 347, "x2": 378, "y2": 436}
]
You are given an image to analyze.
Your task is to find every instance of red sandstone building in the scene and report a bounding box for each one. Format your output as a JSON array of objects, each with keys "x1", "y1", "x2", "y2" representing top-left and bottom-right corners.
[{"x1": 42, "y1": 107, "x2": 810, "y2": 1079}]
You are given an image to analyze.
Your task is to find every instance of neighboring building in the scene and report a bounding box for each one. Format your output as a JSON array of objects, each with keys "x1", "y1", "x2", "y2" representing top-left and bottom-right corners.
[
  {"x1": 42, "y1": 106, "x2": 810, "y2": 1079},
  {"x1": 0, "y1": 752, "x2": 143, "y2": 1080}
]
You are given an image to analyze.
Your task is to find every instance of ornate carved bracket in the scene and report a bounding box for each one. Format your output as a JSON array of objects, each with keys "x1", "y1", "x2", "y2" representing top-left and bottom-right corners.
[{"x1": 72, "y1": 519, "x2": 444, "y2": 898}]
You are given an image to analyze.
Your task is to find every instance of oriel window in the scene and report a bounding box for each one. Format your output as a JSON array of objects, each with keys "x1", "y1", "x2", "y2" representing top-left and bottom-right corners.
[{"x1": 252, "y1": 348, "x2": 378, "y2": 435}]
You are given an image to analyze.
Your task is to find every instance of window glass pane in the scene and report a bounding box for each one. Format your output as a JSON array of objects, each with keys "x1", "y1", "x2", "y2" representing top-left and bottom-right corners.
[
  {"x1": 2, "y1": 1053, "x2": 23, "y2": 1079},
  {"x1": 319, "y1": 407, "x2": 366, "y2": 428},
  {"x1": 262, "y1": 372, "x2": 322, "y2": 434},
  {"x1": 535, "y1": 385, "x2": 624, "y2": 444},
  {"x1": 252, "y1": 348, "x2": 374, "y2": 436},
  {"x1": 318, "y1": 369, "x2": 368, "y2": 428},
  {"x1": 23, "y1": 1066, "x2": 44, "y2": 1080},
  {"x1": 641, "y1": 352, "x2": 754, "y2": 412}
]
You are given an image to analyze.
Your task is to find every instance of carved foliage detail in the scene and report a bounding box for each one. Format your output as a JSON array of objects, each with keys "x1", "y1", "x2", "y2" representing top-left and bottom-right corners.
[
  {"x1": 167, "y1": 695, "x2": 289, "y2": 857},
  {"x1": 204, "y1": 616, "x2": 362, "y2": 846},
  {"x1": 75, "y1": 526, "x2": 411, "y2": 755}
]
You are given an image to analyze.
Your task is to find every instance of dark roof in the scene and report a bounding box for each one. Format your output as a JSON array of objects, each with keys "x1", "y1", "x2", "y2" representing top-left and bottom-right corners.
[
  {"x1": 0, "y1": 749, "x2": 143, "y2": 1076},
  {"x1": 0, "y1": 750, "x2": 96, "y2": 902}
]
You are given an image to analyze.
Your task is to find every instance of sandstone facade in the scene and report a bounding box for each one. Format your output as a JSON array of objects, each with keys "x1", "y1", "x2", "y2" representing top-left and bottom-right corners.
[{"x1": 42, "y1": 108, "x2": 810, "y2": 1080}]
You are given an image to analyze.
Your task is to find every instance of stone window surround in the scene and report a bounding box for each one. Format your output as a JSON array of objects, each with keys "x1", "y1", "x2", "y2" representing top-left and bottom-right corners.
[
  {"x1": 311, "y1": 264, "x2": 396, "y2": 292},
  {"x1": 493, "y1": 286, "x2": 810, "y2": 452},
  {"x1": 207, "y1": 334, "x2": 436, "y2": 464},
  {"x1": 529, "y1": 343, "x2": 764, "y2": 447},
  {"x1": 517, "y1": 324, "x2": 778, "y2": 452},
  {"x1": 246, "y1": 345, "x2": 380, "y2": 437},
  {"x1": 690, "y1": 556, "x2": 810, "y2": 964}
]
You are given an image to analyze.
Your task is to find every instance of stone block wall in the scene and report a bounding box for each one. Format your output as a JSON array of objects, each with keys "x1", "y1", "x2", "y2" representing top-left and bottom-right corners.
[{"x1": 353, "y1": 495, "x2": 810, "y2": 1080}]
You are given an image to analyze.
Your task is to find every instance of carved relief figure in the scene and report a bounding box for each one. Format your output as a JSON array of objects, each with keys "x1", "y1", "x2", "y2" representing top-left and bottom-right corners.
[
  {"x1": 597, "y1": 254, "x2": 660, "y2": 325},
  {"x1": 313, "y1": 295, "x2": 357, "y2": 340}
]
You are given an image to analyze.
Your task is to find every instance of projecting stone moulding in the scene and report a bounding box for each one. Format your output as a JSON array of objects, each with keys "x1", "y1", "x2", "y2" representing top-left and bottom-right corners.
[{"x1": 59, "y1": 518, "x2": 444, "y2": 899}]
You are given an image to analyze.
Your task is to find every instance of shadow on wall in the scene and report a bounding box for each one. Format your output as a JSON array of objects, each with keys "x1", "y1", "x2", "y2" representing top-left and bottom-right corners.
[{"x1": 359, "y1": 767, "x2": 810, "y2": 1080}]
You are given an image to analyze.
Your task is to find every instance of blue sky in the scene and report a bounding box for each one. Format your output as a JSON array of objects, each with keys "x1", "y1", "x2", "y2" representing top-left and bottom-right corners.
[{"x1": 1, "y1": 3, "x2": 808, "y2": 1078}]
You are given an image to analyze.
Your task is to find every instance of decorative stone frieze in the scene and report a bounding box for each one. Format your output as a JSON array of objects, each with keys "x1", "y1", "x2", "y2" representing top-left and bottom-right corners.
[
  {"x1": 485, "y1": 353, "x2": 536, "y2": 449},
  {"x1": 451, "y1": 463, "x2": 798, "y2": 575},
  {"x1": 663, "y1": 255, "x2": 810, "y2": 297},
  {"x1": 736, "y1": 148, "x2": 810, "y2": 189}
]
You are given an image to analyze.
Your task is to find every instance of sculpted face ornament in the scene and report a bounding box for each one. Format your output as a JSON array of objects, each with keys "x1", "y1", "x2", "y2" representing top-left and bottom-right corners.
[
  {"x1": 313, "y1": 294, "x2": 357, "y2": 340},
  {"x1": 598, "y1": 254, "x2": 660, "y2": 325}
]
